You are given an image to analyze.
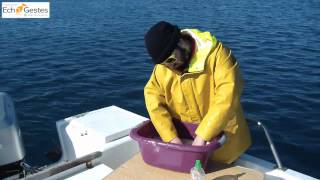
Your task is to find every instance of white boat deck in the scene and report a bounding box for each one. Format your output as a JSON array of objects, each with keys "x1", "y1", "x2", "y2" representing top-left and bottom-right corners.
[{"x1": 24, "y1": 106, "x2": 317, "y2": 180}]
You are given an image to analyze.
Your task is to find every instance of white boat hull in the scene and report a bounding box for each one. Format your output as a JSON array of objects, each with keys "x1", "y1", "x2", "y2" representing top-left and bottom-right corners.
[{"x1": 21, "y1": 106, "x2": 317, "y2": 180}]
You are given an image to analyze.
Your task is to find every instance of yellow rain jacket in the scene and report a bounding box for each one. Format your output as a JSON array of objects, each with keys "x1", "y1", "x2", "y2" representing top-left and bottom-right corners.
[{"x1": 144, "y1": 29, "x2": 251, "y2": 164}]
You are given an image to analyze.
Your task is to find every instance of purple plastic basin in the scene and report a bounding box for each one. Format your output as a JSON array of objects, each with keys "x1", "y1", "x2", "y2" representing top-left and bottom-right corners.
[{"x1": 130, "y1": 120, "x2": 225, "y2": 173}]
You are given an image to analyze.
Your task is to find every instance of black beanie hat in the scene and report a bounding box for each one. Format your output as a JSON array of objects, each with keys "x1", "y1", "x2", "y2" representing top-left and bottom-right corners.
[{"x1": 144, "y1": 21, "x2": 181, "y2": 64}]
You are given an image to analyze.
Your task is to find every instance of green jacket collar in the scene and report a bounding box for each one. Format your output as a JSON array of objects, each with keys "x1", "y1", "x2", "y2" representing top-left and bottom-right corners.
[{"x1": 181, "y1": 29, "x2": 217, "y2": 73}]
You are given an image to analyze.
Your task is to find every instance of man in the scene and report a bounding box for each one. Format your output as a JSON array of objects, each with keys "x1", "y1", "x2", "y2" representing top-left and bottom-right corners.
[{"x1": 144, "y1": 21, "x2": 251, "y2": 164}]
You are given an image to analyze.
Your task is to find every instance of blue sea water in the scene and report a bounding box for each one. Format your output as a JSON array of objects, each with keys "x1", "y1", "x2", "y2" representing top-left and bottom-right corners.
[{"x1": 1, "y1": 0, "x2": 320, "y2": 178}]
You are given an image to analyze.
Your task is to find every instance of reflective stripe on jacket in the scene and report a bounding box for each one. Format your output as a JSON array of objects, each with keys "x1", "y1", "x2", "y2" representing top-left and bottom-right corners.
[{"x1": 144, "y1": 29, "x2": 251, "y2": 163}]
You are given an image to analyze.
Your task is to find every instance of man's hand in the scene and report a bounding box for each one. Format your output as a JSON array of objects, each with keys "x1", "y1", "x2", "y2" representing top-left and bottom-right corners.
[
  {"x1": 170, "y1": 137, "x2": 183, "y2": 144},
  {"x1": 192, "y1": 136, "x2": 206, "y2": 146}
]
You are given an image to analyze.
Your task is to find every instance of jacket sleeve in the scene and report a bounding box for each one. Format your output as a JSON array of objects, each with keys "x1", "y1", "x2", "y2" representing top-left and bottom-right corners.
[
  {"x1": 195, "y1": 44, "x2": 243, "y2": 141},
  {"x1": 144, "y1": 66, "x2": 178, "y2": 142}
]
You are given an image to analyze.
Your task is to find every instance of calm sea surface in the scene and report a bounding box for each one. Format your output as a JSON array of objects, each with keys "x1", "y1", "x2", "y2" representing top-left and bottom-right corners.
[{"x1": 1, "y1": 0, "x2": 319, "y2": 178}]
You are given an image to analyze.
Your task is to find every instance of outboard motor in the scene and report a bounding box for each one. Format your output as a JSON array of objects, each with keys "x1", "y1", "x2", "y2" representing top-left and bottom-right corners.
[{"x1": 0, "y1": 92, "x2": 25, "y2": 179}]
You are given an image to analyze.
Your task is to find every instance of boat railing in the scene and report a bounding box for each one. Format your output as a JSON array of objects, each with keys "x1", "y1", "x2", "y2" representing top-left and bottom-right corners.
[
  {"x1": 246, "y1": 118, "x2": 284, "y2": 170},
  {"x1": 24, "y1": 151, "x2": 102, "y2": 180}
]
